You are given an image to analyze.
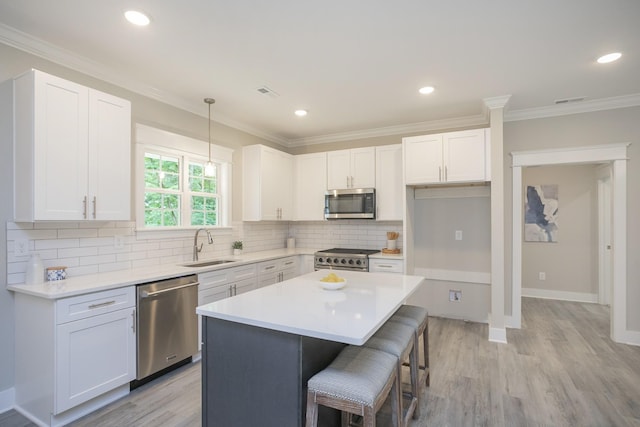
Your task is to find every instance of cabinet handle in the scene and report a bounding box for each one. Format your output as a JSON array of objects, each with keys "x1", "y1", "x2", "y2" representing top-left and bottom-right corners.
[
  {"x1": 439, "y1": 167, "x2": 442, "y2": 182},
  {"x1": 132, "y1": 309, "x2": 136, "y2": 333},
  {"x1": 346, "y1": 176, "x2": 349, "y2": 188},
  {"x1": 92, "y1": 196, "x2": 97, "y2": 219},
  {"x1": 284, "y1": 261, "x2": 294, "y2": 266},
  {"x1": 264, "y1": 265, "x2": 276, "y2": 270},
  {"x1": 445, "y1": 166, "x2": 448, "y2": 181},
  {"x1": 234, "y1": 284, "x2": 237, "y2": 295},
  {"x1": 82, "y1": 196, "x2": 87, "y2": 219},
  {"x1": 88, "y1": 300, "x2": 116, "y2": 309},
  {"x1": 377, "y1": 264, "x2": 394, "y2": 269}
]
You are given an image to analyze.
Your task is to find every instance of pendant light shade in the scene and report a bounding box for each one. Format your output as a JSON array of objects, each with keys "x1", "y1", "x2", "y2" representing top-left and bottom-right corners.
[{"x1": 204, "y1": 98, "x2": 216, "y2": 177}]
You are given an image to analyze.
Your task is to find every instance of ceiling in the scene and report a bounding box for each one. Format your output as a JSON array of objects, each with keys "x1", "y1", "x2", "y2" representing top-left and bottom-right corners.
[{"x1": 0, "y1": 1, "x2": 638, "y2": 146}]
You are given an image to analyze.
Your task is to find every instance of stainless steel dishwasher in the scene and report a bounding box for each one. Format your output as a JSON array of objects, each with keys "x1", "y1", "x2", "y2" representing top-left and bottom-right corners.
[{"x1": 136, "y1": 274, "x2": 199, "y2": 382}]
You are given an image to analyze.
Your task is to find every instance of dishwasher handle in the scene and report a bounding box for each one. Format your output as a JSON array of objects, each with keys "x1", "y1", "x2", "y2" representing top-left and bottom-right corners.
[{"x1": 140, "y1": 281, "x2": 199, "y2": 298}]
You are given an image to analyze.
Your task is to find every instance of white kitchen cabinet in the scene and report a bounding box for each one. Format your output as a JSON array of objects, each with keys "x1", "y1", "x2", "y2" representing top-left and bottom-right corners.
[
  {"x1": 14, "y1": 287, "x2": 136, "y2": 426},
  {"x1": 298, "y1": 254, "x2": 316, "y2": 275},
  {"x1": 243, "y1": 144, "x2": 293, "y2": 221},
  {"x1": 403, "y1": 128, "x2": 489, "y2": 185},
  {"x1": 293, "y1": 152, "x2": 327, "y2": 221},
  {"x1": 197, "y1": 264, "x2": 257, "y2": 348},
  {"x1": 327, "y1": 147, "x2": 375, "y2": 190},
  {"x1": 11, "y1": 69, "x2": 131, "y2": 221},
  {"x1": 375, "y1": 144, "x2": 403, "y2": 221},
  {"x1": 369, "y1": 257, "x2": 404, "y2": 274},
  {"x1": 256, "y1": 256, "x2": 297, "y2": 288}
]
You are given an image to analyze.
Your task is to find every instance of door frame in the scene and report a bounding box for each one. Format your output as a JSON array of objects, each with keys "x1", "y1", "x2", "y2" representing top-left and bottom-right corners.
[
  {"x1": 510, "y1": 143, "x2": 629, "y2": 342},
  {"x1": 597, "y1": 165, "x2": 613, "y2": 305}
]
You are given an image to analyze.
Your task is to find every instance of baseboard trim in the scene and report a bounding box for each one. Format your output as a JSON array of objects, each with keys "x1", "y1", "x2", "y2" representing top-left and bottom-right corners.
[
  {"x1": 488, "y1": 327, "x2": 507, "y2": 344},
  {"x1": 0, "y1": 387, "x2": 15, "y2": 414},
  {"x1": 522, "y1": 288, "x2": 598, "y2": 303},
  {"x1": 622, "y1": 330, "x2": 640, "y2": 347}
]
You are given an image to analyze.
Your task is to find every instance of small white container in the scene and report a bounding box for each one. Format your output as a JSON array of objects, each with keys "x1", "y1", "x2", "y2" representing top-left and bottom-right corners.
[
  {"x1": 387, "y1": 240, "x2": 397, "y2": 250},
  {"x1": 25, "y1": 253, "x2": 44, "y2": 285}
]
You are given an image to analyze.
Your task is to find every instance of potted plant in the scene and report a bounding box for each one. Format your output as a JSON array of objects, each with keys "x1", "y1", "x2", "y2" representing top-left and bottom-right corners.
[{"x1": 232, "y1": 241, "x2": 243, "y2": 255}]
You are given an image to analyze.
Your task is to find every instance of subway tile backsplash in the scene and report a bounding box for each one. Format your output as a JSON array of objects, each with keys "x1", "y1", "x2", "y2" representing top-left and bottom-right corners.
[{"x1": 6, "y1": 220, "x2": 401, "y2": 285}]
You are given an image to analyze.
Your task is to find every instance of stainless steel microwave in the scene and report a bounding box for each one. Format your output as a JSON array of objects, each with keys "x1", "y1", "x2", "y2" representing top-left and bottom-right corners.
[{"x1": 324, "y1": 188, "x2": 376, "y2": 220}]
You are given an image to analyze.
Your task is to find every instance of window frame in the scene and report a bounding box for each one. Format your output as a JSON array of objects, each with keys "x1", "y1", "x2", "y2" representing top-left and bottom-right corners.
[{"x1": 135, "y1": 124, "x2": 233, "y2": 234}]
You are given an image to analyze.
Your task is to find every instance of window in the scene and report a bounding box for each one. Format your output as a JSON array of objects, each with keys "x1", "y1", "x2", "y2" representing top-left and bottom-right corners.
[{"x1": 136, "y1": 124, "x2": 233, "y2": 230}]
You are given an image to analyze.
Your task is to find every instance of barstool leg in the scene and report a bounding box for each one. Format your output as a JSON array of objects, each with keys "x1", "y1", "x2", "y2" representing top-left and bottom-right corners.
[{"x1": 305, "y1": 390, "x2": 319, "y2": 427}]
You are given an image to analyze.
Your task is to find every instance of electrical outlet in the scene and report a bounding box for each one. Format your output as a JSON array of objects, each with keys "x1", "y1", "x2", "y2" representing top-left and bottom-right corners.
[
  {"x1": 449, "y1": 290, "x2": 462, "y2": 302},
  {"x1": 539, "y1": 272, "x2": 546, "y2": 281},
  {"x1": 455, "y1": 230, "x2": 463, "y2": 241},
  {"x1": 14, "y1": 238, "x2": 29, "y2": 256},
  {"x1": 114, "y1": 235, "x2": 125, "y2": 249}
]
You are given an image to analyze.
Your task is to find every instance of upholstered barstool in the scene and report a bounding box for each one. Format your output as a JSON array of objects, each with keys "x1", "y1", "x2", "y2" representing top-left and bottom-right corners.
[
  {"x1": 305, "y1": 345, "x2": 401, "y2": 427},
  {"x1": 363, "y1": 320, "x2": 418, "y2": 425},
  {"x1": 390, "y1": 305, "x2": 429, "y2": 418}
]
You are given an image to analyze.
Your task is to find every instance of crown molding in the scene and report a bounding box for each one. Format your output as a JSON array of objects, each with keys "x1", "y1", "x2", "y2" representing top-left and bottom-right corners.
[
  {"x1": 0, "y1": 23, "x2": 288, "y2": 146},
  {"x1": 286, "y1": 113, "x2": 489, "y2": 147},
  {"x1": 483, "y1": 95, "x2": 512, "y2": 110},
  {"x1": 505, "y1": 93, "x2": 640, "y2": 122}
]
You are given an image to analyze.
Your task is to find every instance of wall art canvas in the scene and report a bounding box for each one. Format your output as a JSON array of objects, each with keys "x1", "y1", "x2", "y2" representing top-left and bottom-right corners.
[{"x1": 524, "y1": 184, "x2": 558, "y2": 242}]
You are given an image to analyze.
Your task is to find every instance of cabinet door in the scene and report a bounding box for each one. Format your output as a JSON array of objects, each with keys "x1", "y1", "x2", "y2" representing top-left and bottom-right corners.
[
  {"x1": 56, "y1": 307, "x2": 136, "y2": 413},
  {"x1": 350, "y1": 147, "x2": 376, "y2": 188},
  {"x1": 234, "y1": 277, "x2": 257, "y2": 295},
  {"x1": 31, "y1": 71, "x2": 89, "y2": 220},
  {"x1": 293, "y1": 152, "x2": 327, "y2": 220},
  {"x1": 253, "y1": 146, "x2": 293, "y2": 220},
  {"x1": 443, "y1": 129, "x2": 486, "y2": 183},
  {"x1": 375, "y1": 145, "x2": 403, "y2": 220},
  {"x1": 403, "y1": 134, "x2": 442, "y2": 185},
  {"x1": 327, "y1": 149, "x2": 351, "y2": 190},
  {"x1": 88, "y1": 90, "x2": 131, "y2": 220},
  {"x1": 257, "y1": 272, "x2": 278, "y2": 288},
  {"x1": 276, "y1": 151, "x2": 294, "y2": 220}
]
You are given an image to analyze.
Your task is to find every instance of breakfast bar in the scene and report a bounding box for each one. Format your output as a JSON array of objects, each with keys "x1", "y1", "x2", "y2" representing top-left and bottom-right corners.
[{"x1": 196, "y1": 270, "x2": 424, "y2": 427}]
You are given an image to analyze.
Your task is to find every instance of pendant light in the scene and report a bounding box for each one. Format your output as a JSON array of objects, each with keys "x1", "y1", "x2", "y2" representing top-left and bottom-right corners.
[{"x1": 204, "y1": 97, "x2": 216, "y2": 177}]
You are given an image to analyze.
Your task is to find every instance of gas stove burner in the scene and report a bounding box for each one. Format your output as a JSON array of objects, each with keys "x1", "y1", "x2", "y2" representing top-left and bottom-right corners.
[{"x1": 314, "y1": 248, "x2": 380, "y2": 272}]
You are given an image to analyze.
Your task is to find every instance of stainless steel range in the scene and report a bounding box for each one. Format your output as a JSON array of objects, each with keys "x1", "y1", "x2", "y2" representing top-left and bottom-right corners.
[{"x1": 314, "y1": 248, "x2": 379, "y2": 272}]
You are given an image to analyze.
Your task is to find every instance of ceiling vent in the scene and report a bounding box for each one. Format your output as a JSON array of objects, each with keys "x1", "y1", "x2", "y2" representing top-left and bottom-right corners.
[
  {"x1": 554, "y1": 96, "x2": 586, "y2": 105},
  {"x1": 256, "y1": 86, "x2": 280, "y2": 98}
]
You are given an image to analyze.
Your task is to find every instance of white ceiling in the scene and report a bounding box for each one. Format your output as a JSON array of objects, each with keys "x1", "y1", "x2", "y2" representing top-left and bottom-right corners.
[{"x1": 0, "y1": 1, "x2": 638, "y2": 146}]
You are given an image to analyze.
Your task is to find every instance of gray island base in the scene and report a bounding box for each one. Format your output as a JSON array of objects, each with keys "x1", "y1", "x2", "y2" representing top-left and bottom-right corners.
[{"x1": 202, "y1": 317, "x2": 345, "y2": 427}]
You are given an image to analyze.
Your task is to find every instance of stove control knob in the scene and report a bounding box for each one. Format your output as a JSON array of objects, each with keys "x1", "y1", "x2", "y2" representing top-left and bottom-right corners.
[
  {"x1": 355, "y1": 259, "x2": 362, "y2": 265},
  {"x1": 348, "y1": 259, "x2": 354, "y2": 265},
  {"x1": 318, "y1": 258, "x2": 324, "y2": 263},
  {"x1": 334, "y1": 258, "x2": 339, "y2": 264},
  {"x1": 341, "y1": 259, "x2": 346, "y2": 264},
  {"x1": 326, "y1": 258, "x2": 332, "y2": 263}
]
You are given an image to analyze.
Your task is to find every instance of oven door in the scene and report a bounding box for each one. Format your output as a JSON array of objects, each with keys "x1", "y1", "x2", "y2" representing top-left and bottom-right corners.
[{"x1": 324, "y1": 188, "x2": 375, "y2": 219}]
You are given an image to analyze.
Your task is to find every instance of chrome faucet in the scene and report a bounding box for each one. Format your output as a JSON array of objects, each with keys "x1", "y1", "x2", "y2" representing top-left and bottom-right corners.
[{"x1": 193, "y1": 228, "x2": 214, "y2": 261}]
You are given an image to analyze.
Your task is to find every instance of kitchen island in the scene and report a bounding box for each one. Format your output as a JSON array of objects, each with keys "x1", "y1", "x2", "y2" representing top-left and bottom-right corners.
[{"x1": 196, "y1": 269, "x2": 425, "y2": 427}]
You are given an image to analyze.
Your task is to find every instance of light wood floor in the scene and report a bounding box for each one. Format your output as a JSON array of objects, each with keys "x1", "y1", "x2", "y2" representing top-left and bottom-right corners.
[{"x1": 3, "y1": 297, "x2": 640, "y2": 427}]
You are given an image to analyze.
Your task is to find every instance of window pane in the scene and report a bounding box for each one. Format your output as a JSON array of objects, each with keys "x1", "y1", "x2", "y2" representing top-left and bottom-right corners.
[
  {"x1": 145, "y1": 155, "x2": 160, "y2": 170},
  {"x1": 163, "y1": 210, "x2": 179, "y2": 226},
  {"x1": 205, "y1": 212, "x2": 217, "y2": 225},
  {"x1": 145, "y1": 171, "x2": 160, "y2": 188},
  {"x1": 145, "y1": 209, "x2": 162, "y2": 226},
  {"x1": 161, "y1": 157, "x2": 179, "y2": 173},
  {"x1": 164, "y1": 194, "x2": 179, "y2": 209},
  {"x1": 190, "y1": 163, "x2": 203, "y2": 177},
  {"x1": 190, "y1": 177, "x2": 203, "y2": 192},
  {"x1": 190, "y1": 196, "x2": 217, "y2": 226},
  {"x1": 145, "y1": 192, "x2": 162, "y2": 209},
  {"x1": 192, "y1": 196, "x2": 204, "y2": 210},
  {"x1": 162, "y1": 173, "x2": 180, "y2": 190},
  {"x1": 203, "y1": 177, "x2": 216, "y2": 194},
  {"x1": 191, "y1": 211, "x2": 204, "y2": 225}
]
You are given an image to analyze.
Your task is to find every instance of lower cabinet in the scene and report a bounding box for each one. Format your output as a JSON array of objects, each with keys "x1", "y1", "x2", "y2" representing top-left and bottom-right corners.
[
  {"x1": 256, "y1": 257, "x2": 297, "y2": 288},
  {"x1": 197, "y1": 264, "x2": 258, "y2": 349},
  {"x1": 369, "y1": 257, "x2": 404, "y2": 274},
  {"x1": 14, "y1": 287, "x2": 136, "y2": 426}
]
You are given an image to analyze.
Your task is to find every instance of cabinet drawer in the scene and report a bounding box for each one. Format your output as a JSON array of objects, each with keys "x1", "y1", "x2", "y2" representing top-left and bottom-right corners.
[
  {"x1": 280, "y1": 257, "x2": 297, "y2": 270},
  {"x1": 56, "y1": 287, "x2": 135, "y2": 324},
  {"x1": 198, "y1": 269, "x2": 233, "y2": 292},
  {"x1": 369, "y1": 259, "x2": 404, "y2": 274},
  {"x1": 230, "y1": 264, "x2": 257, "y2": 281},
  {"x1": 257, "y1": 260, "x2": 279, "y2": 275}
]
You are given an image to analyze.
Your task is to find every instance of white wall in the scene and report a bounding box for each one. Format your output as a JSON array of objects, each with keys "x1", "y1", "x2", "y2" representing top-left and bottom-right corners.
[{"x1": 521, "y1": 164, "x2": 598, "y2": 301}]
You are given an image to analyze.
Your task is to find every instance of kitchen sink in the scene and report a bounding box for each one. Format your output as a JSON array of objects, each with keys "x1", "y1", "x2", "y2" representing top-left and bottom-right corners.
[{"x1": 182, "y1": 259, "x2": 237, "y2": 267}]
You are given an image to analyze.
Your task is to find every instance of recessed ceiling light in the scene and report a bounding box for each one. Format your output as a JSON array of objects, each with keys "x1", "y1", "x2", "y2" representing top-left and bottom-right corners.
[
  {"x1": 294, "y1": 110, "x2": 308, "y2": 117},
  {"x1": 125, "y1": 10, "x2": 151, "y2": 26},
  {"x1": 419, "y1": 86, "x2": 435, "y2": 95},
  {"x1": 597, "y1": 52, "x2": 621, "y2": 64}
]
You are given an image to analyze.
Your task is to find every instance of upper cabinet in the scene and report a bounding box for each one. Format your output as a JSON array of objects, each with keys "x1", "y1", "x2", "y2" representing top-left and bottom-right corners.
[
  {"x1": 243, "y1": 144, "x2": 293, "y2": 221},
  {"x1": 11, "y1": 70, "x2": 131, "y2": 221},
  {"x1": 293, "y1": 152, "x2": 327, "y2": 221},
  {"x1": 375, "y1": 144, "x2": 403, "y2": 221},
  {"x1": 327, "y1": 147, "x2": 375, "y2": 190},
  {"x1": 403, "y1": 128, "x2": 490, "y2": 186}
]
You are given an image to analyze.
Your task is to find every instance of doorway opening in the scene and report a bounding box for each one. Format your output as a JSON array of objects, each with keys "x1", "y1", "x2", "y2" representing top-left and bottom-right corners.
[{"x1": 511, "y1": 144, "x2": 628, "y2": 342}]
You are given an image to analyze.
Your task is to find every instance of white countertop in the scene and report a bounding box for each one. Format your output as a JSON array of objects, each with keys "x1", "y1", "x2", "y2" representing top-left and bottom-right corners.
[
  {"x1": 8, "y1": 248, "x2": 318, "y2": 299},
  {"x1": 196, "y1": 269, "x2": 424, "y2": 345},
  {"x1": 368, "y1": 252, "x2": 404, "y2": 260}
]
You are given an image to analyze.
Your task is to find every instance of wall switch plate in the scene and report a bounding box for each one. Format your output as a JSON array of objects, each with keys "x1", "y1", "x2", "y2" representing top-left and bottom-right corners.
[
  {"x1": 449, "y1": 290, "x2": 462, "y2": 302},
  {"x1": 14, "y1": 238, "x2": 29, "y2": 256},
  {"x1": 455, "y1": 230, "x2": 463, "y2": 241},
  {"x1": 539, "y1": 272, "x2": 546, "y2": 280}
]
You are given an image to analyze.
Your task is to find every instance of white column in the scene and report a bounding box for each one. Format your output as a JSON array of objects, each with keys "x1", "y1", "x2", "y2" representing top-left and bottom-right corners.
[{"x1": 483, "y1": 95, "x2": 511, "y2": 343}]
